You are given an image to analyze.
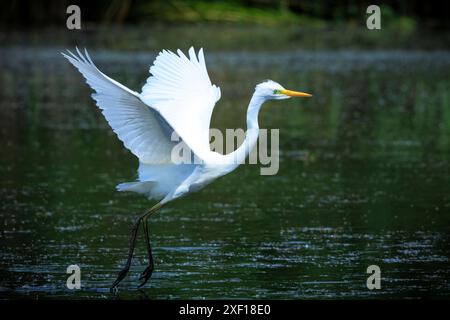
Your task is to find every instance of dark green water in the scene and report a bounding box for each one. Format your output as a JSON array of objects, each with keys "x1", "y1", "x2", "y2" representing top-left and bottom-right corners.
[{"x1": 1, "y1": 48, "x2": 450, "y2": 299}]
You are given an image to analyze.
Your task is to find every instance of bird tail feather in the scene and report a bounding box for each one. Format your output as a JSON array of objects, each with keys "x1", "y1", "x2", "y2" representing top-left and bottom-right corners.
[{"x1": 116, "y1": 181, "x2": 156, "y2": 196}]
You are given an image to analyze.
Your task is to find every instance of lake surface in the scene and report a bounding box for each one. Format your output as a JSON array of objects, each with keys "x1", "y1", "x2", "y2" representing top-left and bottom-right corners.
[{"x1": 1, "y1": 47, "x2": 450, "y2": 299}]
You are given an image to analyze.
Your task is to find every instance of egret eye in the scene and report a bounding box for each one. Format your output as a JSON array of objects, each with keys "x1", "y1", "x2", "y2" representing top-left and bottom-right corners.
[{"x1": 273, "y1": 89, "x2": 282, "y2": 94}]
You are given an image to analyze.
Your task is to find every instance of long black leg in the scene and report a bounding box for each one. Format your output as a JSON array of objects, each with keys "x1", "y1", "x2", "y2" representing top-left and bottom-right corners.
[
  {"x1": 138, "y1": 218, "x2": 154, "y2": 288},
  {"x1": 110, "y1": 203, "x2": 163, "y2": 290},
  {"x1": 110, "y1": 216, "x2": 142, "y2": 290}
]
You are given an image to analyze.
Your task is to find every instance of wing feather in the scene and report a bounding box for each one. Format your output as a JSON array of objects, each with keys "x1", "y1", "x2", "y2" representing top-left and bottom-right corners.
[
  {"x1": 140, "y1": 47, "x2": 221, "y2": 159},
  {"x1": 62, "y1": 48, "x2": 178, "y2": 164}
]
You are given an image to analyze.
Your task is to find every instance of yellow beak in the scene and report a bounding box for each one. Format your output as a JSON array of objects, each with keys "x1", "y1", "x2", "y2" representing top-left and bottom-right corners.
[{"x1": 281, "y1": 89, "x2": 312, "y2": 98}]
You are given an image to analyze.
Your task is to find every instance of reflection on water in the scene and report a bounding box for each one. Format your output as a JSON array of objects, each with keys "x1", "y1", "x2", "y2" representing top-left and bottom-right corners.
[{"x1": 1, "y1": 48, "x2": 450, "y2": 299}]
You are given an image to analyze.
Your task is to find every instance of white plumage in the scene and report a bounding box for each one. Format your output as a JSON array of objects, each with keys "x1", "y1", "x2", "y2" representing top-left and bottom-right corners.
[
  {"x1": 63, "y1": 46, "x2": 311, "y2": 289},
  {"x1": 62, "y1": 48, "x2": 177, "y2": 165},
  {"x1": 141, "y1": 48, "x2": 221, "y2": 159},
  {"x1": 62, "y1": 47, "x2": 310, "y2": 205}
]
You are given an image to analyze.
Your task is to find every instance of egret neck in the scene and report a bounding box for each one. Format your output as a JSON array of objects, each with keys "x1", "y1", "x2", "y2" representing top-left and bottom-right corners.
[{"x1": 225, "y1": 93, "x2": 266, "y2": 166}]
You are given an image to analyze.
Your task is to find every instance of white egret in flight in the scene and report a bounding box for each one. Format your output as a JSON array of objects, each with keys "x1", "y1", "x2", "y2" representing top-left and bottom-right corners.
[{"x1": 62, "y1": 47, "x2": 312, "y2": 289}]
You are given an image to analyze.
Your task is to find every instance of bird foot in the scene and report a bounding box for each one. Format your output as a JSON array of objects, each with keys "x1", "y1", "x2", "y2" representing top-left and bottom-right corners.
[
  {"x1": 138, "y1": 265, "x2": 154, "y2": 288},
  {"x1": 110, "y1": 267, "x2": 130, "y2": 290}
]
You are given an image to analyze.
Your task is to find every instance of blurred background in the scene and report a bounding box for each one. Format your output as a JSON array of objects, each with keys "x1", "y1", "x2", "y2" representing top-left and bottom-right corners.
[
  {"x1": 1, "y1": 0, "x2": 450, "y2": 50},
  {"x1": 1, "y1": 1, "x2": 450, "y2": 299}
]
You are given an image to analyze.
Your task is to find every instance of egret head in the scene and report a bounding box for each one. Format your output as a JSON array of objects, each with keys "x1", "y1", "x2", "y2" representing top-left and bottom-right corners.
[{"x1": 255, "y1": 80, "x2": 312, "y2": 100}]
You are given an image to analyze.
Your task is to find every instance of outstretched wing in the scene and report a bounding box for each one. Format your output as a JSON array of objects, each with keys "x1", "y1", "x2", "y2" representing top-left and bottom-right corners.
[
  {"x1": 62, "y1": 48, "x2": 179, "y2": 164},
  {"x1": 140, "y1": 47, "x2": 221, "y2": 159}
]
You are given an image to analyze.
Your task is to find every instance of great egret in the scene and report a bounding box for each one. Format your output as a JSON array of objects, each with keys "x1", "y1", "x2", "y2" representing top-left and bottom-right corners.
[{"x1": 62, "y1": 47, "x2": 312, "y2": 289}]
